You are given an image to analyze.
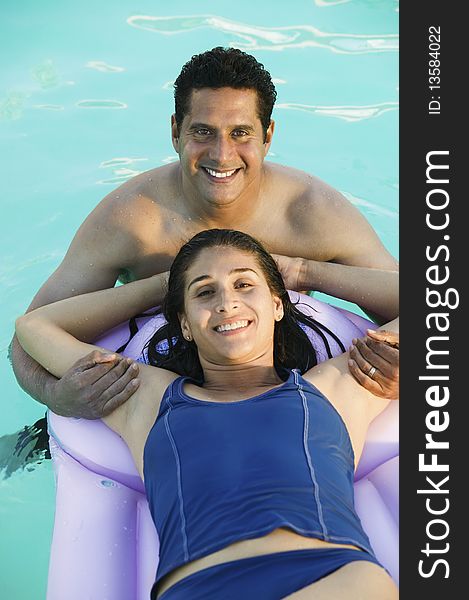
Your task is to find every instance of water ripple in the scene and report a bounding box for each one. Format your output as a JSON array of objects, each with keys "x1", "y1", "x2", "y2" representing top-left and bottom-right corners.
[
  {"x1": 33, "y1": 104, "x2": 64, "y2": 111},
  {"x1": 0, "y1": 253, "x2": 62, "y2": 286},
  {"x1": 342, "y1": 191, "x2": 398, "y2": 219},
  {"x1": 100, "y1": 157, "x2": 148, "y2": 168},
  {"x1": 86, "y1": 61, "x2": 125, "y2": 73},
  {"x1": 0, "y1": 92, "x2": 26, "y2": 121},
  {"x1": 315, "y1": 0, "x2": 351, "y2": 6},
  {"x1": 127, "y1": 14, "x2": 398, "y2": 54},
  {"x1": 76, "y1": 100, "x2": 127, "y2": 109},
  {"x1": 315, "y1": 0, "x2": 399, "y2": 8},
  {"x1": 161, "y1": 155, "x2": 179, "y2": 164},
  {"x1": 31, "y1": 60, "x2": 60, "y2": 89},
  {"x1": 98, "y1": 156, "x2": 149, "y2": 184},
  {"x1": 98, "y1": 169, "x2": 143, "y2": 185},
  {"x1": 276, "y1": 101, "x2": 398, "y2": 122}
]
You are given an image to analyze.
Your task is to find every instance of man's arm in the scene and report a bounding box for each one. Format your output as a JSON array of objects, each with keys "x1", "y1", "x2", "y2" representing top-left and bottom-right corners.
[
  {"x1": 11, "y1": 193, "x2": 156, "y2": 418},
  {"x1": 281, "y1": 177, "x2": 399, "y2": 323},
  {"x1": 275, "y1": 178, "x2": 399, "y2": 398}
]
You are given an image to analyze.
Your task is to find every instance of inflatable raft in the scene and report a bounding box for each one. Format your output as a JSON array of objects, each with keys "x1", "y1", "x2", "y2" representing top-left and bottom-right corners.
[{"x1": 46, "y1": 292, "x2": 399, "y2": 599}]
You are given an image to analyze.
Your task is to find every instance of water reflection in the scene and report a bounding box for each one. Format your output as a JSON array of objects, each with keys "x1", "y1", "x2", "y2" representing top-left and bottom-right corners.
[
  {"x1": 31, "y1": 60, "x2": 60, "y2": 89},
  {"x1": 33, "y1": 104, "x2": 64, "y2": 111},
  {"x1": 98, "y1": 156, "x2": 149, "y2": 184},
  {"x1": 342, "y1": 190, "x2": 398, "y2": 219},
  {"x1": 86, "y1": 61, "x2": 125, "y2": 73},
  {"x1": 127, "y1": 14, "x2": 398, "y2": 54},
  {"x1": 276, "y1": 101, "x2": 398, "y2": 122},
  {"x1": 76, "y1": 100, "x2": 127, "y2": 109},
  {"x1": 0, "y1": 92, "x2": 26, "y2": 121}
]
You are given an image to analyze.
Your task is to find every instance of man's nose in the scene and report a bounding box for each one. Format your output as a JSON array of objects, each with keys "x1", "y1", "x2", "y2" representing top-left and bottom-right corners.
[{"x1": 208, "y1": 135, "x2": 235, "y2": 164}]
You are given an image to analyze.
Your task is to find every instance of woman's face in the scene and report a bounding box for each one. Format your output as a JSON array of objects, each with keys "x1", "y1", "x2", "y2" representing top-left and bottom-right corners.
[{"x1": 179, "y1": 247, "x2": 284, "y2": 368}]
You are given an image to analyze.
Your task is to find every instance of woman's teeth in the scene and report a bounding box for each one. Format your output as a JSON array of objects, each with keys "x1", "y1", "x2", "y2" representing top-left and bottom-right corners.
[
  {"x1": 215, "y1": 320, "x2": 249, "y2": 332},
  {"x1": 204, "y1": 167, "x2": 237, "y2": 178}
]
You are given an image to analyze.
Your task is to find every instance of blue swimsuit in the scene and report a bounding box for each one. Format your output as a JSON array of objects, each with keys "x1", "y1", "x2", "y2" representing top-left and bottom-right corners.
[{"x1": 144, "y1": 369, "x2": 381, "y2": 599}]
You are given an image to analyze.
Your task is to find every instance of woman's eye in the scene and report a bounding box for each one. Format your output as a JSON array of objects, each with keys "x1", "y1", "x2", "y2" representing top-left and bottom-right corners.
[
  {"x1": 236, "y1": 282, "x2": 252, "y2": 289},
  {"x1": 196, "y1": 289, "x2": 212, "y2": 297}
]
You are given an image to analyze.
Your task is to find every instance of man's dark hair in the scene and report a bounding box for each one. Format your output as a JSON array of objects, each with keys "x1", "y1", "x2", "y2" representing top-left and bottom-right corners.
[{"x1": 173, "y1": 47, "x2": 277, "y2": 138}]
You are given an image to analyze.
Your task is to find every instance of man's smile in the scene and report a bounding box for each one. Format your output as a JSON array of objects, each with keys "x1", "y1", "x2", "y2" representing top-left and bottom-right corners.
[{"x1": 202, "y1": 166, "x2": 241, "y2": 182}]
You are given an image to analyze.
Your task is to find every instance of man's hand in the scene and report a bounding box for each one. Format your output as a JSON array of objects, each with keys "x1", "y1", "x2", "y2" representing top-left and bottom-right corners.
[
  {"x1": 348, "y1": 329, "x2": 399, "y2": 400},
  {"x1": 271, "y1": 254, "x2": 305, "y2": 291},
  {"x1": 47, "y1": 351, "x2": 140, "y2": 419}
]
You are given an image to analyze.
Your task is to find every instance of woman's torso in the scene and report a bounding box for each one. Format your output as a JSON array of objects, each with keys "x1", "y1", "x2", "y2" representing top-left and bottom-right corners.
[
  {"x1": 141, "y1": 377, "x2": 374, "y2": 594},
  {"x1": 156, "y1": 527, "x2": 362, "y2": 597}
]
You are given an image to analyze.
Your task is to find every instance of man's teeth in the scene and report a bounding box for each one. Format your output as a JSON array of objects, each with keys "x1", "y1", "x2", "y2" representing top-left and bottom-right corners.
[
  {"x1": 215, "y1": 320, "x2": 249, "y2": 332},
  {"x1": 205, "y1": 167, "x2": 237, "y2": 178}
]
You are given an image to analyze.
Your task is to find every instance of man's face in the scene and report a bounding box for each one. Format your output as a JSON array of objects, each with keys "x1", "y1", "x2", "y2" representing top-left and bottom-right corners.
[{"x1": 172, "y1": 87, "x2": 274, "y2": 208}]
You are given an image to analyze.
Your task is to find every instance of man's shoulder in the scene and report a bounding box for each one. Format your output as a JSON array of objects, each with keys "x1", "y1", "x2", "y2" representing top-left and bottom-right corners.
[
  {"x1": 91, "y1": 164, "x2": 178, "y2": 227},
  {"x1": 264, "y1": 162, "x2": 347, "y2": 227},
  {"x1": 265, "y1": 161, "x2": 340, "y2": 205}
]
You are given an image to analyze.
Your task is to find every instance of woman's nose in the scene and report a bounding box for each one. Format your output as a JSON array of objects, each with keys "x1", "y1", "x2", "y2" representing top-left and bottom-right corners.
[{"x1": 215, "y1": 291, "x2": 238, "y2": 313}]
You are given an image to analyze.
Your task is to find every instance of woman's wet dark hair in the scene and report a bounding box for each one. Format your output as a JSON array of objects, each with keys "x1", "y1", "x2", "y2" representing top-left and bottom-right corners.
[
  {"x1": 145, "y1": 229, "x2": 345, "y2": 382},
  {"x1": 173, "y1": 47, "x2": 277, "y2": 140}
]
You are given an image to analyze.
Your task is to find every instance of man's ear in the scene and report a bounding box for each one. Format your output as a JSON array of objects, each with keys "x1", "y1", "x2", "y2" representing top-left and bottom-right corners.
[
  {"x1": 171, "y1": 114, "x2": 179, "y2": 153},
  {"x1": 264, "y1": 120, "x2": 275, "y2": 155}
]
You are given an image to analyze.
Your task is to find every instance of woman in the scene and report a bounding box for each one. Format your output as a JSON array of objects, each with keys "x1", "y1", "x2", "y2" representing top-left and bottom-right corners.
[{"x1": 16, "y1": 229, "x2": 398, "y2": 599}]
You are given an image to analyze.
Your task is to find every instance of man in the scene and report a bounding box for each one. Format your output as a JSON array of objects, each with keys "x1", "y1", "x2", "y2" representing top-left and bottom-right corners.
[{"x1": 11, "y1": 47, "x2": 399, "y2": 422}]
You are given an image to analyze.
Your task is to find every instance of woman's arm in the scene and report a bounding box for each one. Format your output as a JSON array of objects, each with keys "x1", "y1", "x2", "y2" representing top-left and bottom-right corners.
[
  {"x1": 272, "y1": 254, "x2": 398, "y2": 323},
  {"x1": 15, "y1": 273, "x2": 168, "y2": 348},
  {"x1": 15, "y1": 273, "x2": 174, "y2": 437}
]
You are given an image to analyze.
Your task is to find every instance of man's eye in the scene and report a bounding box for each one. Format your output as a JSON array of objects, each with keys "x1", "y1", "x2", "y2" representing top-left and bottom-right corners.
[
  {"x1": 196, "y1": 129, "x2": 211, "y2": 136},
  {"x1": 232, "y1": 130, "x2": 248, "y2": 137},
  {"x1": 236, "y1": 282, "x2": 252, "y2": 289}
]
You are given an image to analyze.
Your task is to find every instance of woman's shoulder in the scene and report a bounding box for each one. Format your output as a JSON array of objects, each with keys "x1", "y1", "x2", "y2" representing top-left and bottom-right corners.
[
  {"x1": 104, "y1": 363, "x2": 179, "y2": 445},
  {"x1": 302, "y1": 355, "x2": 389, "y2": 430}
]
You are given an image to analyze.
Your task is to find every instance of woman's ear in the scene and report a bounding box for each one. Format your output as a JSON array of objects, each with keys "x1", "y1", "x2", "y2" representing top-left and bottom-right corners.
[
  {"x1": 179, "y1": 314, "x2": 193, "y2": 341},
  {"x1": 273, "y1": 297, "x2": 284, "y2": 322}
]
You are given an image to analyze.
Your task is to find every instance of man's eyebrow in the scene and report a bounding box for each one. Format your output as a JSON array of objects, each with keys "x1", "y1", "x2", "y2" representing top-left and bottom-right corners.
[
  {"x1": 188, "y1": 122, "x2": 256, "y2": 133},
  {"x1": 188, "y1": 122, "x2": 212, "y2": 130},
  {"x1": 187, "y1": 268, "x2": 258, "y2": 290},
  {"x1": 231, "y1": 124, "x2": 256, "y2": 132}
]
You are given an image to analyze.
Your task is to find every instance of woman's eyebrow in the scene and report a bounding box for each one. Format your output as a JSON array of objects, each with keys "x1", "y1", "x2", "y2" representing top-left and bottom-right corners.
[
  {"x1": 188, "y1": 275, "x2": 211, "y2": 290},
  {"x1": 187, "y1": 268, "x2": 258, "y2": 290},
  {"x1": 229, "y1": 268, "x2": 258, "y2": 276}
]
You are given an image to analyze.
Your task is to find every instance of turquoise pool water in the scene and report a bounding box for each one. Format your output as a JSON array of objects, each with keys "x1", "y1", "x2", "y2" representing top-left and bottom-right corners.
[{"x1": 0, "y1": 1, "x2": 398, "y2": 597}]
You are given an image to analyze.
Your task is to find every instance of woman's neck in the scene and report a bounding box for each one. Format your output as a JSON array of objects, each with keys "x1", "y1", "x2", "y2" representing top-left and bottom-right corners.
[{"x1": 201, "y1": 364, "x2": 284, "y2": 397}]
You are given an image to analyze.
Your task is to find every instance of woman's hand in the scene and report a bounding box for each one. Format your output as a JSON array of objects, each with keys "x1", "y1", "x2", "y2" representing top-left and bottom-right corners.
[{"x1": 348, "y1": 330, "x2": 399, "y2": 399}]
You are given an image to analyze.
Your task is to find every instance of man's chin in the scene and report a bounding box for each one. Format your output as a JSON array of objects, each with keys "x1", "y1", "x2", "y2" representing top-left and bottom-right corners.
[{"x1": 202, "y1": 190, "x2": 244, "y2": 208}]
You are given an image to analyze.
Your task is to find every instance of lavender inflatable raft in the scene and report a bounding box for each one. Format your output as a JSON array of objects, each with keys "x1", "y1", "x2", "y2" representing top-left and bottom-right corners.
[{"x1": 46, "y1": 292, "x2": 398, "y2": 599}]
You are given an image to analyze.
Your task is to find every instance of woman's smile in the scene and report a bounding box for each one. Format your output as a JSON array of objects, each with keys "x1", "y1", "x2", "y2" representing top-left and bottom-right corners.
[{"x1": 213, "y1": 319, "x2": 253, "y2": 335}]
